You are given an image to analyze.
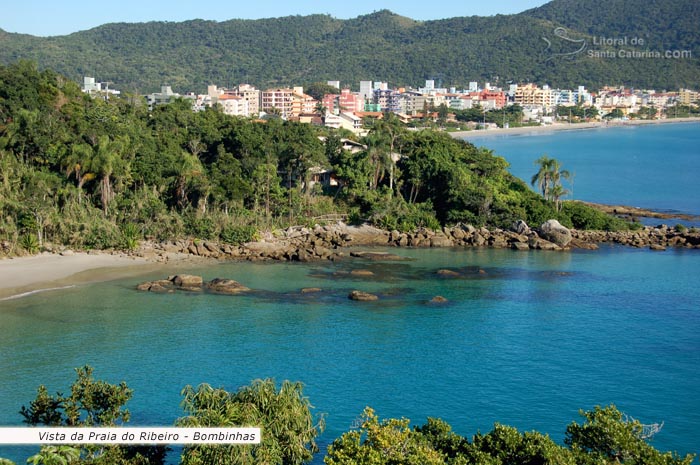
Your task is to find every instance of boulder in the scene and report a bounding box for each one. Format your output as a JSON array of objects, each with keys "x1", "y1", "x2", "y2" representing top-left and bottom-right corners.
[
  {"x1": 513, "y1": 220, "x2": 530, "y2": 235},
  {"x1": 348, "y1": 290, "x2": 379, "y2": 301},
  {"x1": 511, "y1": 242, "x2": 530, "y2": 251},
  {"x1": 172, "y1": 274, "x2": 203, "y2": 289},
  {"x1": 206, "y1": 278, "x2": 249, "y2": 294},
  {"x1": 430, "y1": 296, "x2": 449, "y2": 303},
  {"x1": 538, "y1": 220, "x2": 572, "y2": 247},
  {"x1": 430, "y1": 235, "x2": 454, "y2": 247}
]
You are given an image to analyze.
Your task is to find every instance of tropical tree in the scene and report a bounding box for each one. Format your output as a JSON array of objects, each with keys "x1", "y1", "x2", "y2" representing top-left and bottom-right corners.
[
  {"x1": 565, "y1": 405, "x2": 694, "y2": 465},
  {"x1": 531, "y1": 155, "x2": 572, "y2": 210},
  {"x1": 26, "y1": 446, "x2": 80, "y2": 465},
  {"x1": 325, "y1": 407, "x2": 445, "y2": 465},
  {"x1": 19, "y1": 366, "x2": 165, "y2": 465},
  {"x1": 178, "y1": 379, "x2": 325, "y2": 465},
  {"x1": 91, "y1": 135, "x2": 132, "y2": 213}
]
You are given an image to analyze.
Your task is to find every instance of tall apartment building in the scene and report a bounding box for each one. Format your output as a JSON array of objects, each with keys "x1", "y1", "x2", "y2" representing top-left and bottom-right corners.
[
  {"x1": 679, "y1": 88, "x2": 699, "y2": 105},
  {"x1": 230, "y1": 84, "x2": 260, "y2": 116},
  {"x1": 260, "y1": 88, "x2": 295, "y2": 118},
  {"x1": 374, "y1": 89, "x2": 401, "y2": 113},
  {"x1": 514, "y1": 84, "x2": 555, "y2": 110},
  {"x1": 359, "y1": 81, "x2": 373, "y2": 101}
]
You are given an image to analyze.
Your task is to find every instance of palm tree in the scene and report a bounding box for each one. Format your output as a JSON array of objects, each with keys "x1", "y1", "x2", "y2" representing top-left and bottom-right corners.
[
  {"x1": 531, "y1": 155, "x2": 572, "y2": 209},
  {"x1": 92, "y1": 135, "x2": 131, "y2": 214},
  {"x1": 61, "y1": 143, "x2": 96, "y2": 203},
  {"x1": 174, "y1": 151, "x2": 205, "y2": 209}
]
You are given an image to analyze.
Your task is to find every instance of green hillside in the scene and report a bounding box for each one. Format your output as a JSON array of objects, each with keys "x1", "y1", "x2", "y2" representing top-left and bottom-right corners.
[{"x1": 0, "y1": 0, "x2": 698, "y2": 93}]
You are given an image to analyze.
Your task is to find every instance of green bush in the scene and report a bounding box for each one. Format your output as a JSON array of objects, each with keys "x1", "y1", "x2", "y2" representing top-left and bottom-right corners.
[
  {"x1": 560, "y1": 202, "x2": 632, "y2": 231},
  {"x1": 120, "y1": 223, "x2": 141, "y2": 250},
  {"x1": 20, "y1": 234, "x2": 39, "y2": 254},
  {"x1": 84, "y1": 223, "x2": 122, "y2": 249},
  {"x1": 674, "y1": 224, "x2": 688, "y2": 233},
  {"x1": 220, "y1": 224, "x2": 256, "y2": 245},
  {"x1": 184, "y1": 213, "x2": 215, "y2": 239}
]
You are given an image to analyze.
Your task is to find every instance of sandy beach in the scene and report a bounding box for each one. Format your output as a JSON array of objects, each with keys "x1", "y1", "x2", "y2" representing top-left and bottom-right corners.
[
  {"x1": 451, "y1": 116, "x2": 700, "y2": 139},
  {"x1": 0, "y1": 252, "x2": 155, "y2": 300}
]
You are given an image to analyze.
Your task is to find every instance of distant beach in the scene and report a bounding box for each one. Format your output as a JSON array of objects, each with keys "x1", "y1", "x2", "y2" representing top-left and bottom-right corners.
[
  {"x1": 451, "y1": 116, "x2": 700, "y2": 139},
  {"x1": 0, "y1": 253, "x2": 153, "y2": 300}
]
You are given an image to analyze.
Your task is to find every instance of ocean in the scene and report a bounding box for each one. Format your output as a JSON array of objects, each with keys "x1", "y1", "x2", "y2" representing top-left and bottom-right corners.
[
  {"x1": 1, "y1": 123, "x2": 699, "y2": 463},
  {"x1": 464, "y1": 122, "x2": 700, "y2": 225}
]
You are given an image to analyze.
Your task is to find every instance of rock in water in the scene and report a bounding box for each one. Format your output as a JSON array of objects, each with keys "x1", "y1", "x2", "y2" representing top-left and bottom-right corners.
[
  {"x1": 172, "y1": 274, "x2": 203, "y2": 288},
  {"x1": 348, "y1": 290, "x2": 379, "y2": 301},
  {"x1": 206, "y1": 278, "x2": 249, "y2": 294},
  {"x1": 538, "y1": 220, "x2": 572, "y2": 247}
]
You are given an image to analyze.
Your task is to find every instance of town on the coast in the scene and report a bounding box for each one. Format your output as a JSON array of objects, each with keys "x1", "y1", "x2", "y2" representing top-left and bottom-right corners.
[{"x1": 83, "y1": 76, "x2": 700, "y2": 134}]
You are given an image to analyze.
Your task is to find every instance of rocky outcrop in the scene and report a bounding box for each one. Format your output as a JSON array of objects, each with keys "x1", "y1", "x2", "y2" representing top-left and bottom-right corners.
[
  {"x1": 571, "y1": 225, "x2": 700, "y2": 249},
  {"x1": 131, "y1": 220, "x2": 699, "y2": 265},
  {"x1": 348, "y1": 290, "x2": 379, "y2": 301},
  {"x1": 538, "y1": 220, "x2": 572, "y2": 247},
  {"x1": 206, "y1": 278, "x2": 249, "y2": 294},
  {"x1": 137, "y1": 275, "x2": 248, "y2": 294}
]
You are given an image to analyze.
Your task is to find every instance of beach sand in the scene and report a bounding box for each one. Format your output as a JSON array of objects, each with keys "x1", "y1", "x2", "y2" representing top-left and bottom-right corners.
[
  {"x1": 0, "y1": 252, "x2": 156, "y2": 300},
  {"x1": 451, "y1": 116, "x2": 700, "y2": 140}
]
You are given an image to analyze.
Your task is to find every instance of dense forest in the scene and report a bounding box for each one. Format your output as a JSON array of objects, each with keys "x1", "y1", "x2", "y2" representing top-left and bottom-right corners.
[
  {"x1": 0, "y1": 366, "x2": 694, "y2": 464},
  {"x1": 0, "y1": 62, "x2": 632, "y2": 255},
  {"x1": 0, "y1": 0, "x2": 698, "y2": 93}
]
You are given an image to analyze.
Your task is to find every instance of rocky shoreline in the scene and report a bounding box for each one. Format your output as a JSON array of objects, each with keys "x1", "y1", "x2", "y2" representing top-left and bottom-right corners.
[{"x1": 133, "y1": 220, "x2": 700, "y2": 263}]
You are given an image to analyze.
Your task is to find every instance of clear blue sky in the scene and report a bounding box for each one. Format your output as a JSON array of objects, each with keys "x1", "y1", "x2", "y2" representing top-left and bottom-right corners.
[{"x1": 1, "y1": 0, "x2": 550, "y2": 37}]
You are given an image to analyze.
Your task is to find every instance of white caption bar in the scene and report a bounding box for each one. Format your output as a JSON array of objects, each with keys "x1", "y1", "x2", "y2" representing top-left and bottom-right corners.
[{"x1": 0, "y1": 428, "x2": 260, "y2": 444}]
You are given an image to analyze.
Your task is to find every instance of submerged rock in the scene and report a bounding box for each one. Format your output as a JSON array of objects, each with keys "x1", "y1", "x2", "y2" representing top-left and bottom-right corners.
[
  {"x1": 206, "y1": 278, "x2": 249, "y2": 294},
  {"x1": 348, "y1": 290, "x2": 379, "y2": 301},
  {"x1": 350, "y1": 269, "x2": 375, "y2": 277},
  {"x1": 436, "y1": 269, "x2": 461, "y2": 277},
  {"x1": 430, "y1": 296, "x2": 449, "y2": 303},
  {"x1": 300, "y1": 287, "x2": 322, "y2": 294},
  {"x1": 350, "y1": 251, "x2": 405, "y2": 261}
]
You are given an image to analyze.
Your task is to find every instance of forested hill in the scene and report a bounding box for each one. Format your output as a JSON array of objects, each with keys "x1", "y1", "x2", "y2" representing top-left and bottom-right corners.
[{"x1": 0, "y1": 0, "x2": 698, "y2": 93}]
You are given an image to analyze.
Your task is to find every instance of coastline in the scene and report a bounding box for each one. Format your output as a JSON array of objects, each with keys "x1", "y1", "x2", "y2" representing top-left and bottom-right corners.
[
  {"x1": 2, "y1": 219, "x2": 698, "y2": 300},
  {"x1": 0, "y1": 252, "x2": 155, "y2": 300},
  {"x1": 450, "y1": 116, "x2": 700, "y2": 140}
]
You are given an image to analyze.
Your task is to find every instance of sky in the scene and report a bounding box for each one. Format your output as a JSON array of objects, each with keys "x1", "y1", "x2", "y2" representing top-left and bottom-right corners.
[{"x1": 0, "y1": 0, "x2": 550, "y2": 37}]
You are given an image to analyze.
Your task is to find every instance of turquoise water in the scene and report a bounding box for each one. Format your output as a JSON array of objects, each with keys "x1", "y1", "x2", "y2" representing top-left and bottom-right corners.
[
  {"x1": 1, "y1": 124, "x2": 700, "y2": 463},
  {"x1": 1, "y1": 246, "x2": 699, "y2": 462},
  {"x1": 464, "y1": 122, "x2": 700, "y2": 223}
]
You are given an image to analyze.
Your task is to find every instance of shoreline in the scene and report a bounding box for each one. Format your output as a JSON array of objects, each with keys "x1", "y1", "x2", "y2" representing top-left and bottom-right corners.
[
  {"x1": 0, "y1": 252, "x2": 155, "y2": 300},
  {"x1": 450, "y1": 116, "x2": 700, "y2": 139},
  {"x1": 2, "y1": 218, "x2": 698, "y2": 300}
]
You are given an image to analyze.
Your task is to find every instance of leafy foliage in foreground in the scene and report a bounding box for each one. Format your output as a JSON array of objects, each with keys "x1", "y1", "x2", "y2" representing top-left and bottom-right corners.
[
  {"x1": 177, "y1": 380, "x2": 324, "y2": 465},
  {"x1": 4, "y1": 367, "x2": 694, "y2": 464},
  {"x1": 0, "y1": 62, "x2": 632, "y2": 255},
  {"x1": 327, "y1": 406, "x2": 695, "y2": 465}
]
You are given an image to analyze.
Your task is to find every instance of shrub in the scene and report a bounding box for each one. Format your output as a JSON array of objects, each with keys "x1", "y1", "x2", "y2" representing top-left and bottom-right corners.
[
  {"x1": 674, "y1": 223, "x2": 688, "y2": 233},
  {"x1": 120, "y1": 223, "x2": 141, "y2": 250},
  {"x1": 20, "y1": 234, "x2": 39, "y2": 254},
  {"x1": 220, "y1": 224, "x2": 256, "y2": 245},
  {"x1": 184, "y1": 213, "x2": 215, "y2": 239}
]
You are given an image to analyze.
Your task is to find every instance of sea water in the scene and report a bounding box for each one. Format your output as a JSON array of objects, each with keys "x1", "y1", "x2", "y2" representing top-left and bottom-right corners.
[
  {"x1": 464, "y1": 122, "x2": 700, "y2": 223},
  {"x1": 1, "y1": 124, "x2": 699, "y2": 463}
]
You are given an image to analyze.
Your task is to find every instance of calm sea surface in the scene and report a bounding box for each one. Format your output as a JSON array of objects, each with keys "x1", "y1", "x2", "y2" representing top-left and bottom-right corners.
[
  {"x1": 464, "y1": 122, "x2": 700, "y2": 224},
  {"x1": 1, "y1": 124, "x2": 699, "y2": 463}
]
